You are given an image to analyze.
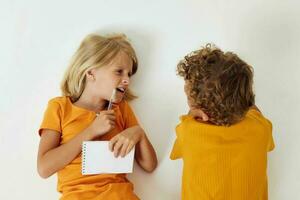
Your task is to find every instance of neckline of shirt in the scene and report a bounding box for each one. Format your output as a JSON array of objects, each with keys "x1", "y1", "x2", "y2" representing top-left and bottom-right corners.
[{"x1": 66, "y1": 96, "x2": 120, "y2": 115}]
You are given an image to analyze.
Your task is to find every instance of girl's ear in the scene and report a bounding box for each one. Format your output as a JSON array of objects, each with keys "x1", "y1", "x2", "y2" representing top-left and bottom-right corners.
[{"x1": 86, "y1": 70, "x2": 95, "y2": 81}]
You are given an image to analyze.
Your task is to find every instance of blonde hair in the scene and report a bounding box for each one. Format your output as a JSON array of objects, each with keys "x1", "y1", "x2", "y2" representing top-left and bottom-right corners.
[{"x1": 61, "y1": 33, "x2": 138, "y2": 102}]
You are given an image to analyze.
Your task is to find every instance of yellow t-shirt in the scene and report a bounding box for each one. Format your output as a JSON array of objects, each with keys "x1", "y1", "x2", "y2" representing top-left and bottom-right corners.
[
  {"x1": 39, "y1": 96, "x2": 140, "y2": 200},
  {"x1": 170, "y1": 109, "x2": 275, "y2": 200}
]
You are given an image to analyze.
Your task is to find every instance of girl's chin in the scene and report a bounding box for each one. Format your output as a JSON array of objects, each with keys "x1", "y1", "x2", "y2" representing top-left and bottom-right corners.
[
  {"x1": 112, "y1": 96, "x2": 124, "y2": 104},
  {"x1": 113, "y1": 99, "x2": 122, "y2": 104},
  {"x1": 114, "y1": 93, "x2": 125, "y2": 102},
  {"x1": 105, "y1": 92, "x2": 124, "y2": 104}
]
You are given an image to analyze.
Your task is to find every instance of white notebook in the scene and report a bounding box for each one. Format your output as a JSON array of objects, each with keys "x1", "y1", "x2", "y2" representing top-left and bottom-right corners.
[{"x1": 82, "y1": 141, "x2": 135, "y2": 175}]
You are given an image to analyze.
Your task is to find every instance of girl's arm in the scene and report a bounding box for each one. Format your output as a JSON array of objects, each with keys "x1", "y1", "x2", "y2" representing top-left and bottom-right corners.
[
  {"x1": 132, "y1": 126, "x2": 158, "y2": 172},
  {"x1": 109, "y1": 126, "x2": 157, "y2": 172},
  {"x1": 37, "y1": 110, "x2": 116, "y2": 178},
  {"x1": 37, "y1": 128, "x2": 94, "y2": 178}
]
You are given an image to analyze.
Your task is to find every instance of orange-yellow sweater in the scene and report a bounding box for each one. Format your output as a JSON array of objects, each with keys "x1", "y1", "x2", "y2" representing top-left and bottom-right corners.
[{"x1": 170, "y1": 109, "x2": 274, "y2": 200}]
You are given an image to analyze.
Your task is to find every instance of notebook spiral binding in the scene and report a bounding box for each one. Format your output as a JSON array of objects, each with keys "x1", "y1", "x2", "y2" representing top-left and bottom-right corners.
[{"x1": 82, "y1": 142, "x2": 87, "y2": 174}]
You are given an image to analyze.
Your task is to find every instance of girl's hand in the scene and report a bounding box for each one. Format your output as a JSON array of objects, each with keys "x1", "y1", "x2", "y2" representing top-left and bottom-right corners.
[
  {"x1": 88, "y1": 110, "x2": 116, "y2": 138},
  {"x1": 109, "y1": 126, "x2": 143, "y2": 157}
]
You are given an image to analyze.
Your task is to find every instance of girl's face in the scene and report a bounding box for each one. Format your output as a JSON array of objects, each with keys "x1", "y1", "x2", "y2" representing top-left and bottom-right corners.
[{"x1": 88, "y1": 51, "x2": 133, "y2": 104}]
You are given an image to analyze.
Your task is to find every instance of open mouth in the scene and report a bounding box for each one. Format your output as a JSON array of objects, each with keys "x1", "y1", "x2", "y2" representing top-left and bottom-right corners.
[{"x1": 116, "y1": 87, "x2": 126, "y2": 93}]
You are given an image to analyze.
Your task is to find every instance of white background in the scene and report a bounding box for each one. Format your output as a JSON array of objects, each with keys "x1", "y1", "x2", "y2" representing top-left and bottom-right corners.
[{"x1": 1, "y1": 0, "x2": 299, "y2": 199}]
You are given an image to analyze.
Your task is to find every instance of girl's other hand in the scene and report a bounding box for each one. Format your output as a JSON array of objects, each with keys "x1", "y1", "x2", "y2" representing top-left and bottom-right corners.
[{"x1": 109, "y1": 126, "x2": 143, "y2": 158}]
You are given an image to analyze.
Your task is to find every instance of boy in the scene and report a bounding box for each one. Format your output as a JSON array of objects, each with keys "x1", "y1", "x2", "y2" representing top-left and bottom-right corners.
[{"x1": 170, "y1": 44, "x2": 274, "y2": 200}]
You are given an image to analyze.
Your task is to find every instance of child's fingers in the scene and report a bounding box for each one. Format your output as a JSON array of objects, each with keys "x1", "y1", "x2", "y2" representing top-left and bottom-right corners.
[
  {"x1": 113, "y1": 139, "x2": 123, "y2": 157},
  {"x1": 119, "y1": 141, "x2": 129, "y2": 157},
  {"x1": 125, "y1": 142, "x2": 135, "y2": 156},
  {"x1": 107, "y1": 115, "x2": 116, "y2": 121},
  {"x1": 109, "y1": 121, "x2": 116, "y2": 127},
  {"x1": 96, "y1": 112, "x2": 116, "y2": 122},
  {"x1": 102, "y1": 113, "x2": 116, "y2": 119},
  {"x1": 108, "y1": 123, "x2": 115, "y2": 131},
  {"x1": 98, "y1": 110, "x2": 115, "y2": 117},
  {"x1": 109, "y1": 136, "x2": 118, "y2": 151},
  {"x1": 107, "y1": 117, "x2": 116, "y2": 125},
  {"x1": 105, "y1": 110, "x2": 115, "y2": 114}
]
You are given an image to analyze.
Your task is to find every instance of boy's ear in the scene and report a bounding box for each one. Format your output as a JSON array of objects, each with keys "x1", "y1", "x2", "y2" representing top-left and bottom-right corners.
[{"x1": 189, "y1": 108, "x2": 209, "y2": 121}]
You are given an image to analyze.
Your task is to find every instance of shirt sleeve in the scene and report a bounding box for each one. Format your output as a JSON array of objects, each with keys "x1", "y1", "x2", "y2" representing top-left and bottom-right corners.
[
  {"x1": 248, "y1": 109, "x2": 275, "y2": 152},
  {"x1": 122, "y1": 101, "x2": 139, "y2": 129},
  {"x1": 38, "y1": 98, "x2": 62, "y2": 136},
  {"x1": 170, "y1": 124, "x2": 184, "y2": 160},
  {"x1": 170, "y1": 115, "x2": 190, "y2": 160},
  {"x1": 266, "y1": 119, "x2": 275, "y2": 152}
]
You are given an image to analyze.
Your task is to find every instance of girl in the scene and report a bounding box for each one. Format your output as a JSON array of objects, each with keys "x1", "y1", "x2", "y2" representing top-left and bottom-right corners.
[{"x1": 37, "y1": 33, "x2": 157, "y2": 200}]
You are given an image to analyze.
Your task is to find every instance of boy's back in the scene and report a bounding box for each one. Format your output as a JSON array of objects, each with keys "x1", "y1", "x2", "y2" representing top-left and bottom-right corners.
[{"x1": 171, "y1": 108, "x2": 274, "y2": 200}]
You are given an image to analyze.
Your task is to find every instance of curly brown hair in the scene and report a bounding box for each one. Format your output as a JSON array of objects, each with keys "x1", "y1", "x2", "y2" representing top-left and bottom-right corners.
[{"x1": 177, "y1": 44, "x2": 255, "y2": 126}]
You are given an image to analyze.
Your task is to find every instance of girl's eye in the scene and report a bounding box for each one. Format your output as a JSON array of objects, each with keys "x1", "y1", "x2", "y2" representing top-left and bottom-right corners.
[
  {"x1": 115, "y1": 70, "x2": 122, "y2": 75},
  {"x1": 115, "y1": 69, "x2": 132, "y2": 77}
]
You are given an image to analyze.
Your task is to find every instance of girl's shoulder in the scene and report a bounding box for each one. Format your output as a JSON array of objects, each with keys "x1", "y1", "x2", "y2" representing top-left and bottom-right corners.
[
  {"x1": 46, "y1": 96, "x2": 70, "y2": 111},
  {"x1": 48, "y1": 96, "x2": 68, "y2": 104}
]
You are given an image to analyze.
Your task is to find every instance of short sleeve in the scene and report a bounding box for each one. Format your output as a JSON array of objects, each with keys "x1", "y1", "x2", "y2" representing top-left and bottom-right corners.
[
  {"x1": 38, "y1": 99, "x2": 62, "y2": 136},
  {"x1": 248, "y1": 109, "x2": 275, "y2": 152},
  {"x1": 170, "y1": 126, "x2": 183, "y2": 160},
  {"x1": 266, "y1": 120, "x2": 275, "y2": 152},
  {"x1": 121, "y1": 101, "x2": 139, "y2": 128}
]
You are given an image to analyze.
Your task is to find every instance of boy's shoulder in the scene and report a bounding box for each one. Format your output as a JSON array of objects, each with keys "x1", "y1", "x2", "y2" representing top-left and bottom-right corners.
[
  {"x1": 246, "y1": 108, "x2": 272, "y2": 130},
  {"x1": 177, "y1": 109, "x2": 272, "y2": 131},
  {"x1": 176, "y1": 109, "x2": 274, "y2": 151},
  {"x1": 178, "y1": 114, "x2": 214, "y2": 126},
  {"x1": 176, "y1": 114, "x2": 210, "y2": 132}
]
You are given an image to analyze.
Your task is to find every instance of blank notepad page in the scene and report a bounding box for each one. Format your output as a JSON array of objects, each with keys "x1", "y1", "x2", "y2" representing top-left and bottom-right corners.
[{"x1": 82, "y1": 141, "x2": 135, "y2": 175}]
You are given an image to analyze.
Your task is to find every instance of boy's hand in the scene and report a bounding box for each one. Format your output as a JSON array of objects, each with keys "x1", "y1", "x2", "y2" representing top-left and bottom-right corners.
[
  {"x1": 89, "y1": 110, "x2": 116, "y2": 138},
  {"x1": 189, "y1": 108, "x2": 209, "y2": 122},
  {"x1": 109, "y1": 126, "x2": 143, "y2": 158}
]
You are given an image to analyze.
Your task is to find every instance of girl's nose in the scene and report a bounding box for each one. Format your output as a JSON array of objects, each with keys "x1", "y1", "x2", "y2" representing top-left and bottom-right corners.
[{"x1": 121, "y1": 79, "x2": 129, "y2": 85}]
